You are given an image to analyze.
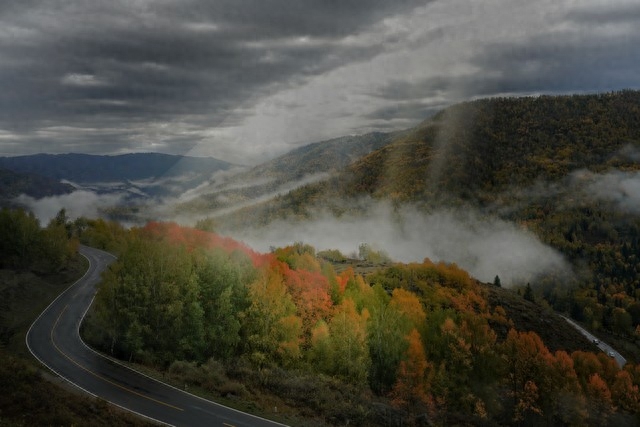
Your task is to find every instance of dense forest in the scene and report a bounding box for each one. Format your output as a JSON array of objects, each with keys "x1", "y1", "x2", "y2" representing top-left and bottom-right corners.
[
  {"x1": 0, "y1": 207, "x2": 78, "y2": 273},
  {"x1": 213, "y1": 91, "x2": 640, "y2": 353},
  {"x1": 82, "y1": 220, "x2": 640, "y2": 426}
]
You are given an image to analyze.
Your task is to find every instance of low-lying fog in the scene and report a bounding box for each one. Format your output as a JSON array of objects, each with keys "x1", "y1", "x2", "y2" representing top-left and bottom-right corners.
[
  {"x1": 230, "y1": 201, "x2": 569, "y2": 286},
  {"x1": 14, "y1": 191, "x2": 125, "y2": 225},
  {"x1": 18, "y1": 167, "x2": 640, "y2": 287}
]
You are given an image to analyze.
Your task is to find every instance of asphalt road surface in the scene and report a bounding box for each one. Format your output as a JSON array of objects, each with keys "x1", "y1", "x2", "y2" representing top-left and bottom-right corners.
[
  {"x1": 561, "y1": 316, "x2": 627, "y2": 368},
  {"x1": 27, "y1": 245, "x2": 287, "y2": 427}
]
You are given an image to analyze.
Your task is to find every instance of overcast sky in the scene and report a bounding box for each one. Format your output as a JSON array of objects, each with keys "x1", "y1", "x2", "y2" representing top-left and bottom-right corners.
[{"x1": 1, "y1": 0, "x2": 639, "y2": 164}]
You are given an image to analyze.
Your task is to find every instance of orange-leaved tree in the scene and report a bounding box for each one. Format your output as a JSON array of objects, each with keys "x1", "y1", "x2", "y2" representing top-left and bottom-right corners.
[
  {"x1": 390, "y1": 328, "x2": 432, "y2": 413},
  {"x1": 243, "y1": 268, "x2": 302, "y2": 367}
]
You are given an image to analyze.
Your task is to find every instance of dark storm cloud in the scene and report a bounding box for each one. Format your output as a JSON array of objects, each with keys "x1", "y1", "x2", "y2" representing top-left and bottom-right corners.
[
  {"x1": 367, "y1": 1, "x2": 640, "y2": 124},
  {"x1": 565, "y1": 3, "x2": 640, "y2": 25},
  {"x1": 373, "y1": 29, "x2": 640, "y2": 120},
  {"x1": 171, "y1": 0, "x2": 430, "y2": 38},
  {"x1": 1, "y1": 1, "x2": 639, "y2": 160},
  {"x1": 471, "y1": 32, "x2": 640, "y2": 94},
  {"x1": 0, "y1": 0, "x2": 430, "y2": 156}
]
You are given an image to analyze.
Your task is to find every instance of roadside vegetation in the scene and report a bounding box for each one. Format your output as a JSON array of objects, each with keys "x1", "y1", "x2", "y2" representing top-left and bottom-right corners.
[
  {"x1": 0, "y1": 207, "x2": 155, "y2": 426},
  {"x1": 80, "y1": 220, "x2": 640, "y2": 426}
]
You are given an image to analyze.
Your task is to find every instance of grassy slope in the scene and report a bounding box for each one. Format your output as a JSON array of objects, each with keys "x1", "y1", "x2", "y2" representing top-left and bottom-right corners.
[
  {"x1": 0, "y1": 258, "x2": 88, "y2": 356},
  {"x1": 0, "y1": 256, "x2": 155, "y2": 426}
]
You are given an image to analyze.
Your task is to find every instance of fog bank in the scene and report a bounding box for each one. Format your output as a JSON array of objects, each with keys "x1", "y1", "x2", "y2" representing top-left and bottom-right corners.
[
  {"x1": 14, "y1": 191, "x2": 124, "y2": 225},
  {"x1": 232, "y1": 202, "x2": 569, "y2": 286},
  {"x1": 582, "y1": 170, "x2": 640, "y2": 214}
]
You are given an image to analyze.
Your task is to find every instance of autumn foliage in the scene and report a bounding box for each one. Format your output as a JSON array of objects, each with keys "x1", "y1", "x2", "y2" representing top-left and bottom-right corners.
[
  {"x1": 84, "y1": 222, "x2": 640, "y2": 426},
  {"x1": 141, "y1": 221, "x2": 269, "y2": 266}
]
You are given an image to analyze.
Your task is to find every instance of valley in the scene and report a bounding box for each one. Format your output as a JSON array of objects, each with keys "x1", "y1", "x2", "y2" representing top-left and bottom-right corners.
[
  {"x1": 3, "y1": 1, "x2": 640, "y2": 424},
  {"x1": 2, "y1": 91, "x2": 640, "y2": 425}
]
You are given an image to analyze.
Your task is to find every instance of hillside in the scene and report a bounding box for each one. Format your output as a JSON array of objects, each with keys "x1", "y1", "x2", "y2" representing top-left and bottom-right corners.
[
  {"x1": 343, "y1": 91, "x2": 640, "y2": 202},
  {"x1": 240, "y1": 132, "x2": 398, "y2": 182},
  {"x1": 175, "y1": 132, "x2": 399, "y2": 214},
  {"x1": 77, "y1": 221, "x2": 640, "y2": 426},
  {"x1": 214, "y1": 91, "x2": 640, "y2": 229},
  {"x1": 213, "y1": 91, "x2": 640, "y2": 354},
  {"x1": 0, "y1": 168, "x2": 74, "y2": 203},
  {"x1": 326, "y1": 255, "x2": 599, "y2": 355}
]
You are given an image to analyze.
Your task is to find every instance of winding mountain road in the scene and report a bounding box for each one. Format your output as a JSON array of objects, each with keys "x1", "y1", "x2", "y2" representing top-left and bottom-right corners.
[
  {"x1": 26, "y1": 245, "x2": 286, "y2": 427},
  {"x1": 562, "y1": 316, "x2": 627, "y2": 368}
]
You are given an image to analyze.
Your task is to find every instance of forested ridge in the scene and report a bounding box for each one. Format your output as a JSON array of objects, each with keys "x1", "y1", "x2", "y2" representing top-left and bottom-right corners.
[
  {"x1": 81, "y1": 220, "x2": 640, "y2": 426},
  {"x1": 215, "y1": 91, "x2": 640, "y2": 356},
  {"x1": 218, "y1": 90, "x2": 640, "y2": 221},
  {"x1": 0, "y1": 167, "x2": 74, "y2": 202},
  {"x1": 343, "y1": 90, "x2": 640, "y2": 200}
]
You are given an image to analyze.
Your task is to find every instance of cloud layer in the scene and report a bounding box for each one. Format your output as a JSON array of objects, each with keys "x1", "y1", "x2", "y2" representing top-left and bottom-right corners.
[
  {"x1": 232, "y1": 202, "x2": 569, "y2": 285},
  {"x1": 581, "y1": 170, "x2": 640, "y2": 214},
  {"x1": 15, "y1": 191, "x2": 125, "y2": 226},
  {"x1": 1, "y1": 1, "x2": 639, "y2": 163}
]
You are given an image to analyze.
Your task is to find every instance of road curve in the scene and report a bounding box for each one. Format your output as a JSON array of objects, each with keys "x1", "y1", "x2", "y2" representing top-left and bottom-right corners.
[
  {"x1": 26, "y1": 245, "x2": 287, "y2": 427},
  {"x1": 561, "y1": 316, "x2": 627, "y2": 368}
]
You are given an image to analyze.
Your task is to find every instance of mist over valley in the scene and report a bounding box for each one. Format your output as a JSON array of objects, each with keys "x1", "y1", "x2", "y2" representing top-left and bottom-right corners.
[
  {"x1": 4, "y1": 91, "x2": 638, "y2": 294},
  {"x1": 3, "y1": 1, "x2": 640, "y2": 424},
  {"x1": 7, "y1": 85, "x2": 640, "y2": 427}
]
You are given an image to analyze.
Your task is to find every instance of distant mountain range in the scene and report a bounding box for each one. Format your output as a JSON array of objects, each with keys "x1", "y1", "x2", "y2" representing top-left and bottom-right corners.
[
  {"x1": 0, "y1": 152, "x2": 232, "y2": 182},
  {"x1": 175, "y1": 131, "x2": 400, "y2": 214},
  {"x1": 0, "y1": 133, "x2": 404, "y2": 215},
  {"x1": 0, "y1": 153, "x2": 233, "y2": 199}
]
